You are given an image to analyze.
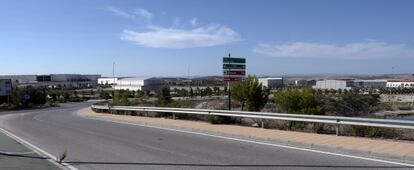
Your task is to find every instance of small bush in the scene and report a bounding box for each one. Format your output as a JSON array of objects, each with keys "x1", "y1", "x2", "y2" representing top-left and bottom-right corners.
[
  {"x1": 130, "y1": 111, "x2": 137, "y2": 116},
  {"x1": 206, "y1": 115, "x2": 235, "y2": 124},
  {"x1": 312, "y1": 123, "x2": 325, "y2": 134},
  {"x1": 398, "y1": 106, "x2": 412, "y2": 110},
  {"x1": 206, "y1": 115, "x2": 226, "y2": 124},
  {"x1": 56, "y1": 149, "x2": 67, "y2": 164}
]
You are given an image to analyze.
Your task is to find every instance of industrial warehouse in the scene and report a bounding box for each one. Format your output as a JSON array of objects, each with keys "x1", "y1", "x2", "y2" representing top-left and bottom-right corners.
[
  {"x1": 312, "y1": 79, "x2": 414, "y2": 90},
  {"x1": 98, "y1": 76, "x2": 165, "y2": 91},
  {"x1": 0, "y1": 74, "x2": 101, "y2": 88}
]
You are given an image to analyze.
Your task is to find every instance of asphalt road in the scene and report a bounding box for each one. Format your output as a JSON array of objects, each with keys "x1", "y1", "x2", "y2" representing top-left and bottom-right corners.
[{"x1": 0, "y1": 102, "x2": 410, "y2": 170}]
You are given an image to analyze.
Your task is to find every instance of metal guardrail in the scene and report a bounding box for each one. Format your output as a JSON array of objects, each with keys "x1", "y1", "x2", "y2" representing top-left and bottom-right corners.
[{"x1": 91, "y1": 105, "x2": 414, "y2": 135}]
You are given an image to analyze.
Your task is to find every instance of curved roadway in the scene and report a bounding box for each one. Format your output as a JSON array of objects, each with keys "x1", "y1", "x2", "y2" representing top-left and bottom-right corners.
[{"x1": 0, "y1": 103, "x2": 410, "y2": 170}]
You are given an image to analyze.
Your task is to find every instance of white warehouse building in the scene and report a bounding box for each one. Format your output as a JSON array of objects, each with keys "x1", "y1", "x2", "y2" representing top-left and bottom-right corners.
[
  {"x1": 313, "y1": 79, "x2": 353, "y2": 90},
  {"x1": 98, "y1": 77, "x2": 119, "y2": 85},
  {"x1": 258, "y1": 78, "x2": 284, "y2": 89},
  {"x1": 0, "y1": 74, "x2": 101, "y2": 88},
  {"x1": 97, "y1": 77, "x2": 132, "y2": 85},
  {"x1": 114, "y1": 77, "x2": 165, "y2": 91},
  {"x1": 386, "y1": 80, "x2": 414, "y2": 88}
]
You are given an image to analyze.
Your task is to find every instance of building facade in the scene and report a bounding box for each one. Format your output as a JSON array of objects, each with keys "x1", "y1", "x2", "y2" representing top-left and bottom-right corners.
[
  {"x1": 113, "y1": 77, "x2": 165, "y2": 91},
  {"x1": 352, "y1": 79, "x2": 387, "y2": 89},
  {"x1": 258, "y1": 78, "x2": 284, "y2": 89},
  {"x1": 313, "y1": 80, "x2": 353, "y2": 90},
  {"x1": 98, "y1": 77, "x2": 118, "y2": 85},
  {"x1": 0, "y1": 74, "x2": 101, "y2": 88},
  {"x1": 295, "y1": 79, "x2": 317, "y2": 86},
  {"x1": 386, "y1": 80, "x2": 414, "y2": 88}
]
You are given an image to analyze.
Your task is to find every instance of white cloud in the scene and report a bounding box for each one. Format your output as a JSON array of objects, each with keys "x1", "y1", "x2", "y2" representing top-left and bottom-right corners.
[
  {"x1": 253, "y1": 41, "x2": 414, "y2": 59},
  {"x1": 120, "y1": 24, "x2": 240, "y2": 48},
  {"x1": 105, "y1": 6, "x2": 152, "y2": 22},
  {"x1": 134, "y1": 8, "x2": 152, "y2": 21},
  {"x1": 105, "y1": 6, "x2": 135, "y2": 19},
  {"x1": 190, "y1": 18, "x2": 197, "y2": 26}
]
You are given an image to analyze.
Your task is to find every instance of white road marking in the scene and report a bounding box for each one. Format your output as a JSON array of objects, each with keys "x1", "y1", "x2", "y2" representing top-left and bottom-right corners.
[
  {"x1": 0, "y1": 128, "x2": 79, "y2": 170},
  {"x1": 0, "y1": 151, "x2": 35, "y2": 155},
  {"x1": 84, "y1": 115, "x2": 414, "y2": 167}
]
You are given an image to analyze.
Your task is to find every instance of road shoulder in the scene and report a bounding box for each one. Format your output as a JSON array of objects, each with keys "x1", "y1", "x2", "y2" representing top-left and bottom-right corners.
[{"x1": 0, "y1": 129, "x2": 63, "y2": 170}]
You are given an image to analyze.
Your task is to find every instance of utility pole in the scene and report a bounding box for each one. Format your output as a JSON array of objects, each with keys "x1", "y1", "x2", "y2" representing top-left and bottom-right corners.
[
  {"x1": 113, "y1": 62, "x2": 115, "y2": 84},
  {"x1": 112, "y1": 62, "x2": 115, "y2": 99},
  {"x1": 187, "y1": 64, "x2": 191, "y2": 98},
  {"x1": 228, "y1": 53, "x2": 231, "y2": 110}
]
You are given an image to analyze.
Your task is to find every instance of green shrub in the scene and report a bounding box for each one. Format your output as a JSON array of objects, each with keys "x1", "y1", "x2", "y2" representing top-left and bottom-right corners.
[
  {"x1": 207, "y1": 115, "x2": 225, "y2": 124},
  {"x1": 312, "y1": 123, "x2": 325, "y2": 134},
  {"x1": 398, "y1": 105, "x2": 412, "y2": 110},
  {"x1": 206, "y1": 115, "x2": 235, "y2": 124}
]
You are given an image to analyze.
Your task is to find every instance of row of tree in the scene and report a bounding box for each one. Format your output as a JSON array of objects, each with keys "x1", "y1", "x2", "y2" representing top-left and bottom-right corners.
[
  {"x1": 228, "y1": 75, "x2": 381, "y2": 117},
  {"x1": 0, "y1": 86, "x2": 87, "y2": 109},
  {"x1": 172, "y1": 86, "x2": 224, "y2": 98},
  {"x1": 274, "y1": 88, "x2": 381, "y2": 117}
]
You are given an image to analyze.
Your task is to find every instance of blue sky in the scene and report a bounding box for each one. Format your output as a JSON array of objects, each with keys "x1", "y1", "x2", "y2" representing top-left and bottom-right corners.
[{"x1": 1, "y1": 0, "x2": 414, "y2": 77}]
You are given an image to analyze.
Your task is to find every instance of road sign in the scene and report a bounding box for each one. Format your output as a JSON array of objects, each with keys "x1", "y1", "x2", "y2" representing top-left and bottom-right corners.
[
  {"x1": 223, "y1": 57, "x2": 246, "y2": 64},
  {"x1": 223, "y1": 55, "x2": 246, "y2": 110},
  {"x1": 223, "y1": 64, "x2": 246, "y2": 70},
  {"x1": 223, "y1": 70, "x2": 246, "y2": 76},
  {"x1": 223, "y1": 77, "x2": 245, "y2": 82},
  {"x1": 0, "y1": 79, "x2": 12, "y2": 96},
  {"x1": 223, "y1": 56, "x2": 246, "y2": 82}
]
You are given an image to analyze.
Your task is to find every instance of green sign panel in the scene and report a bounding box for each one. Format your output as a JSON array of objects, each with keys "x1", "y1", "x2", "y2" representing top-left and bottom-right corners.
[
  {"x1": 223, "y1": 57, "x2": 245, "y2": 63},
  {"x1": 223, "y1": 64, "x2": 245, "y2": 69}
]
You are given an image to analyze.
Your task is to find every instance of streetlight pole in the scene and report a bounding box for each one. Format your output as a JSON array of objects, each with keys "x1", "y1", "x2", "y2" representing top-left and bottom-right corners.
[
  {"x1": 228, "y1": 53, "x2": 231, "y2": 111},
  {"x1": 112, "y1": 62, "x2": 115, "y2": 88},
  {"x1": 112, "y1": 62, "x2": 115, "y2": 100}
]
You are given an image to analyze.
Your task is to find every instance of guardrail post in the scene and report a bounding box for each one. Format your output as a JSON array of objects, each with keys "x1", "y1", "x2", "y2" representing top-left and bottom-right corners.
[
  {"x1": 143, "y1": 108, "x2": 148, "y2": 117},
  {"x1": 173, "y1": 113, "x2": 176, "y2": 120},
  {"x1": 261, "y1": 121, "x2": 264, "y2": 129},
  {"x1": 336, "y1": 119, "x2": 340, "y2": 136}
]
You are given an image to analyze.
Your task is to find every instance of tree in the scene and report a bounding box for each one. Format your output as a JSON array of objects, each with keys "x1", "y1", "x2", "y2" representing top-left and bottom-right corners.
[
  {"x1": 10, "y1": 86, "x2": 48, "y2": 108},
  {"x1": 231, "y1": 75, "x2": 269, "y2": 111},
  {"x1": 205, "y1": 86, "x2": 213, "y2": 97},
  {"x1": 323, "y1": 92, "x2": 380, "y2": 117},
  {"x1": 73, "y1": 90, "x2": 79, "y2": 99},
  {"x1": 156, "y1": 86, "x2": 172, "y2": 105},
  {"x1": 99, "y1": 90, "x2": 110, "y2": 100},
  {"x1": 113, "y1": 90, "x2": 130, "y2": 106},
  {"x1": 274, "y1": 88, "x2": 324, "y2": 115},
  {"x1": 133, "y1": 90, "x2": 145, "y2": 98},
  {"x1": 213, "y1": 86, "x2": 220, "y2": 95},
  {"x1": 177, "y1": 89, "x2": 188, "y2": 97},
  {"x1": 189, "y1": 87, "x2": 194, "y2": 98}
]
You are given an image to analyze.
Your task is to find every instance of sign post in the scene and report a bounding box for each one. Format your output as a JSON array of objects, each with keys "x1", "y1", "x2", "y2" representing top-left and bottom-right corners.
[{"x1": 223, "y1": 54, "x2": 246, "y2": 110}]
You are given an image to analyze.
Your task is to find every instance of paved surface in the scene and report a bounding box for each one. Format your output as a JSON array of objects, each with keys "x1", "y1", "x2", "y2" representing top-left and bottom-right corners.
[
  {"x1": 79, "y1": 108, "x2": 414, "y2": 161},
  {"x1": 0, "y1": 130, "x2": 60, "y2": 170},
  {"x1": 0, "y1": 102, "x2": 412, "y2": 170}
]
